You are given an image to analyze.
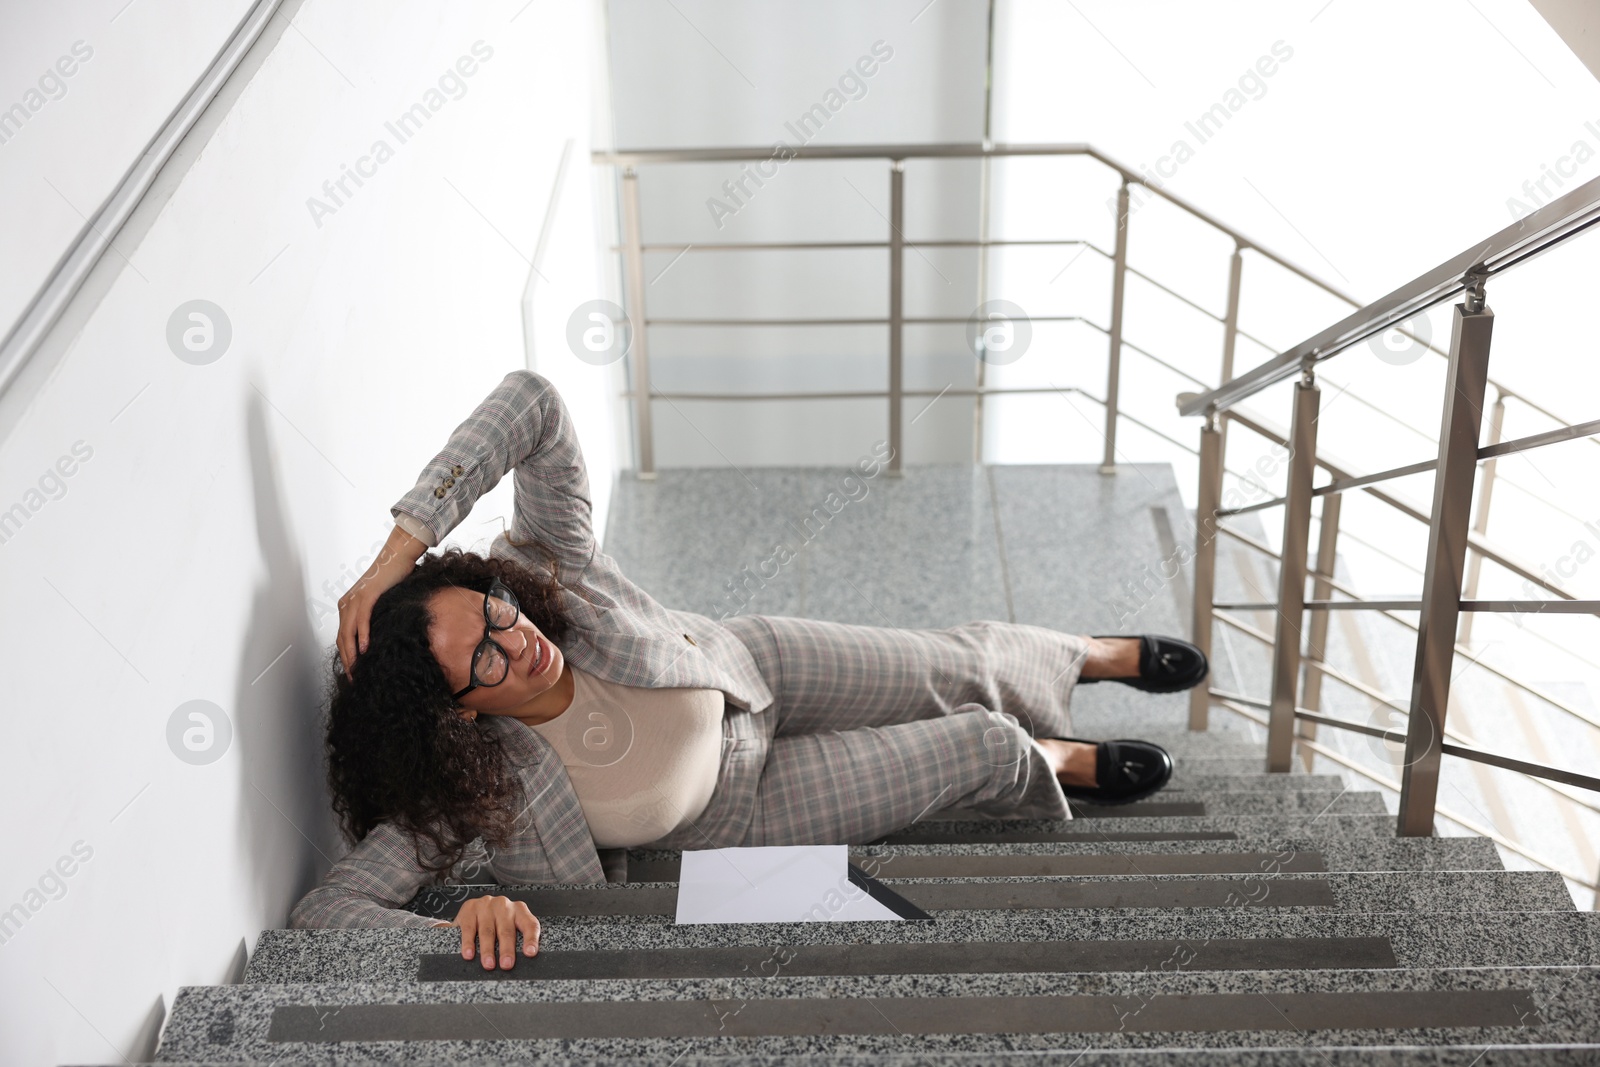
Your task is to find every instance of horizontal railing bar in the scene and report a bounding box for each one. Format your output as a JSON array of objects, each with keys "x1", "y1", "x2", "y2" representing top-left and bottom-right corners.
[
  {"x1": 596, "y1": 141, "x2": 1103, "y2": 164},
  {"x1": 644, "y1": 315, "x2": 1089, "y2": 327},
  {"x1": 1215, "y1": 598, "x2": 1600, "y2": 614},
  {"x1": 1077, "y1": 242, "x2": 1228, "y2": 324},
  {"x1": 1316, "y1": 458, "x2": 1439, "y2": 496},
  {"x1": 1029, "y1": 398, "x2": 1591, "y2": 520},
  {"x1": 1461, "y1": 600, "x2": 1600, "y2": 613},
  {"x1": 1212, "y1": 697, "x2": 1600, "y2": 889},
  {"x1": 1206, "y1": 689, "x2": 1269, "y2": 709},
  {"x1": 1181, "y1": 171, "x2": 1600, "y2": 415},
  {"x1": 1291, "y1": 709, "x2": 1396, "y2": 743},
  {"x1": 1212, "y1": 533, "x2": 1600, "y2": 736},
  {"x1": 1213, "y1": 611, "x2": 1600, "y2": 816},
  {"x1": 632, "y1": 386, "x2": 1075, "y2": 402},
  {"x1": 1223, "y1": 407, "x2": 1571, "y2": 600},
  {"x1": 1499, "y1": 387, "x2": 1600, "y2": 452},
  {"x1": 1213, "y1": 600, "x2": 1424, "y2": 612},
  {"x1": 1439, "y1": 742, "x2": 1600, "y2": 793},
  {"x1": 1217, "y1": 496, "x2": 1285, "y2": 518},
  {"x1": 627, "y1": 238, "x2": 1094, "y2": 252},
  {"x1": 594, "y1": 143, "x2": 1360, "y2": 304},
  {"x1": 1234, "y1": 415, "x2": 1600, "y2": 507},
  {"x1": 1479, "y1": 413, "x2": 1600, "y2": 460},
  {"x1": 1124, "y1": 265, "x2": 1225, "y2": 323}
]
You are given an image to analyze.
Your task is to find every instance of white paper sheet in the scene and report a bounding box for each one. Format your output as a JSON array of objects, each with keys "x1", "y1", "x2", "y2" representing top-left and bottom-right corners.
[{"x1": 673, "y1": 845, "x2": 905, "y2": 924}]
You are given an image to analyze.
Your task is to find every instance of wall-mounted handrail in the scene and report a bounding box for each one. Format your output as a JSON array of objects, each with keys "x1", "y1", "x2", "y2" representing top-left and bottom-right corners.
[{"x1": 1180, "y1": 172, "x2": 1600, "y2": 417}]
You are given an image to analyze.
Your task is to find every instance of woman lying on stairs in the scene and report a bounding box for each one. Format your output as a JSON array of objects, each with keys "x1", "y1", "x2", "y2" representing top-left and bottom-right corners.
[{"x1": 291, "y1": 370, "x2": 1209, "y2": 970}]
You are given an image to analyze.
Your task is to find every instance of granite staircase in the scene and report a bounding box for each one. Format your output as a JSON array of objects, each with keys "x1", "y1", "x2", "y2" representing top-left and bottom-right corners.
[
  {"x1": 137, "y1": 465, "x2": 1600, "y2": 1065},
  {"x1": 144, "y1": 727, "x2": 1600, "y2": 1065}
]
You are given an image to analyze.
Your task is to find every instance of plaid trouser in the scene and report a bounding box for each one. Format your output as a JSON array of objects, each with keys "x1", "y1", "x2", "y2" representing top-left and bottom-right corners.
[{"x1": 641, "y1": 616, "x2": 1089, "y2": 852}]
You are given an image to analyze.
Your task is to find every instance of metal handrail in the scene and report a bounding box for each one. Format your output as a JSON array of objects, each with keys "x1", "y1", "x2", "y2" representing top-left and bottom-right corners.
[
  {"x1": 598, "y1": 140, "x2": 1600, "y2": 886},
  {"x1": 1179, "y1": 171, "x2": 1600, "y2": 867},
  {"x1": 1180, "y1": 172, "x2": 1600, "y2": 416}
]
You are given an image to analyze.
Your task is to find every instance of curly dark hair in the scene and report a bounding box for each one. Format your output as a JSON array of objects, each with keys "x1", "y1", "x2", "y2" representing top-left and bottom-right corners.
[{"x1": 322, "y1": 542, "x2": 574, "y2": 874}]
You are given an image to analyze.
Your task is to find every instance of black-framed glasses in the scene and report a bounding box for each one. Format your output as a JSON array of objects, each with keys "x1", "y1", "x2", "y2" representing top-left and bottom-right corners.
[{"x1": 451, "y1": 578, "x2": 523, "y2": 701}]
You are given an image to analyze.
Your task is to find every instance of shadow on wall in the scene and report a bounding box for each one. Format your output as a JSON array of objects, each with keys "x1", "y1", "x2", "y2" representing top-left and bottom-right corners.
[{"x1": 232, "y1": 387, "x2": 339, "y2": 926}]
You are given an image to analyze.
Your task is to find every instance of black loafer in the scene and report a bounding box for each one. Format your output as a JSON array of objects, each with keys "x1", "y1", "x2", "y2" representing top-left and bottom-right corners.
[
  {"x1": 1080, "y1": 634, "x2": 1209, "y2": 694},
  {"x1": 1055, "y1": 738, "x2": 1174, "y2": 805}
]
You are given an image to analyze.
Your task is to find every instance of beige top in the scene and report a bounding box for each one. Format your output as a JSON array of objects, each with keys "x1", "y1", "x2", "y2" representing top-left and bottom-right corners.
[{"x1": 528, "y1": 666, "x2": 724, "y2": 848}]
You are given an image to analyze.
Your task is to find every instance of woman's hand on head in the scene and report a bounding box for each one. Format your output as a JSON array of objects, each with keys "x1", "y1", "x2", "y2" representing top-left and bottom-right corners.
[
  {"x1": 337, "y1": 523, "x2": 427, "y2": 678},
  {"x1": 445, "y1": 894, "x2": 540, "y2": 969}
]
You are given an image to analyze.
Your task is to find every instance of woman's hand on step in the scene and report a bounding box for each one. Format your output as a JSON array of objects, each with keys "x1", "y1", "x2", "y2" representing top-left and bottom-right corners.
[{"x1": 449, "y1": 893, "x2": 541, "y2": 970}]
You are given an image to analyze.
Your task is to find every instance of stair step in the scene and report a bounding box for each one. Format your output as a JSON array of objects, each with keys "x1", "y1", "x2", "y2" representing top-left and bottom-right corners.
[
  {"x1": 248, "y1": 911, "x2": 1600, "y2": 984},
  {"x1": 624, "y1": 849, "x2": 1336, "y2": 883},
  {"x1": 155, "y1": 966, "x2": 1600, "y2": 1060},
  {"x1": 403, "y1": 870, "x2": 1571, "y2": 923}
]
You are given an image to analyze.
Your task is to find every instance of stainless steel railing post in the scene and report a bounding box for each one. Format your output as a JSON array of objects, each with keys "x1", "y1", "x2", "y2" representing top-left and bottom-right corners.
[
  {"x1": 1266, "y1": 364, "x2": 1321, "y2": 772},
  {"x1": 1458, "y1": 387, "x2": 1506, "y2": 647},
  {"x1": 1100, "y1": 181, "x2": 1130, "y2": 474},
  {"x1": 1298, "y1": 491, "x2": 1343, "y2": 769},
  {"x1": 1217, "y1": 244, "x2": 1243, "y2": 458},
  {"x1": 888, "y1": 160, "x2": 905, "y2": 475},
  {"x1": 1188, "y1": 407, "x2": 1225, "y2": 731},
  {"x1": 1399, "y1": 278, "x2": 1495, "y2": 836},
  {"x1": 619, "y1": 167, "x2": 656, "y2": 480}
]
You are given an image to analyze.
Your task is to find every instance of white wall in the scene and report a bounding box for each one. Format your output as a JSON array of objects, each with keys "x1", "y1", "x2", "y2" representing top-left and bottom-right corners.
[
  {"x1": 0, "y1": 2, "x2": 617, "y2": 1064},
  {"x1": 605, "y1": 0, "x2": 992, "y2": 466}
]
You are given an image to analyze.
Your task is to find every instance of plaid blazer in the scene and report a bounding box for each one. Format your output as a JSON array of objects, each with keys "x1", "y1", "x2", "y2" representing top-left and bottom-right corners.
[{"x1": 292, "y1": 370, "x2": 774, "y2": 928}]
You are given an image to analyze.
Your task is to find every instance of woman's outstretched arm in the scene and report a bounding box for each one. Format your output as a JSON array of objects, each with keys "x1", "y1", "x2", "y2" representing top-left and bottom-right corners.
[
  {"x1": 289, "y1": 821, "x2": 455, "y2": 930},
  {"x1": 290, "y1": 823, "x2": 544, "y2": 969}
]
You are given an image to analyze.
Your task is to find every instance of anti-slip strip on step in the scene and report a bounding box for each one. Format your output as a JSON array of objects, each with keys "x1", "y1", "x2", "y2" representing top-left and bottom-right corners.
[
  {"x1": 408, "y1": 878, "x2": 1340, "y2": 920},
  {"x1": 874, "y1": 811, "x2": 1401, "y2": 844},
  {"x1": 264, "y1": 988, "x2": 1540, "y2": 1043},
  {"x1": 625, "y1": 851, "x2": 1329, "y2": 882},
  {"x1": 871, "y1": 830, "x2": 1240, "y2": 845},
  {"x1": 414, "y1": 935, "x2": 1398, "y2": 982},
  {"x1": 1068, "y1": 802, "x2": 1208, "y2": 818}
]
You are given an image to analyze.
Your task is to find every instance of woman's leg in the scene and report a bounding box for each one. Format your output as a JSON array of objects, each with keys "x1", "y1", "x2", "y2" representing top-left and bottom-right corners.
[
  {"x1": 711, "y1": 614, "x2": 1085, "y2": 842},
  {"x1": 742, "y1": 709, "x2": 1060, "y2": 845},
  {"x1": 732, "y1": 614, "x2": 1091, "y2": 741}
]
